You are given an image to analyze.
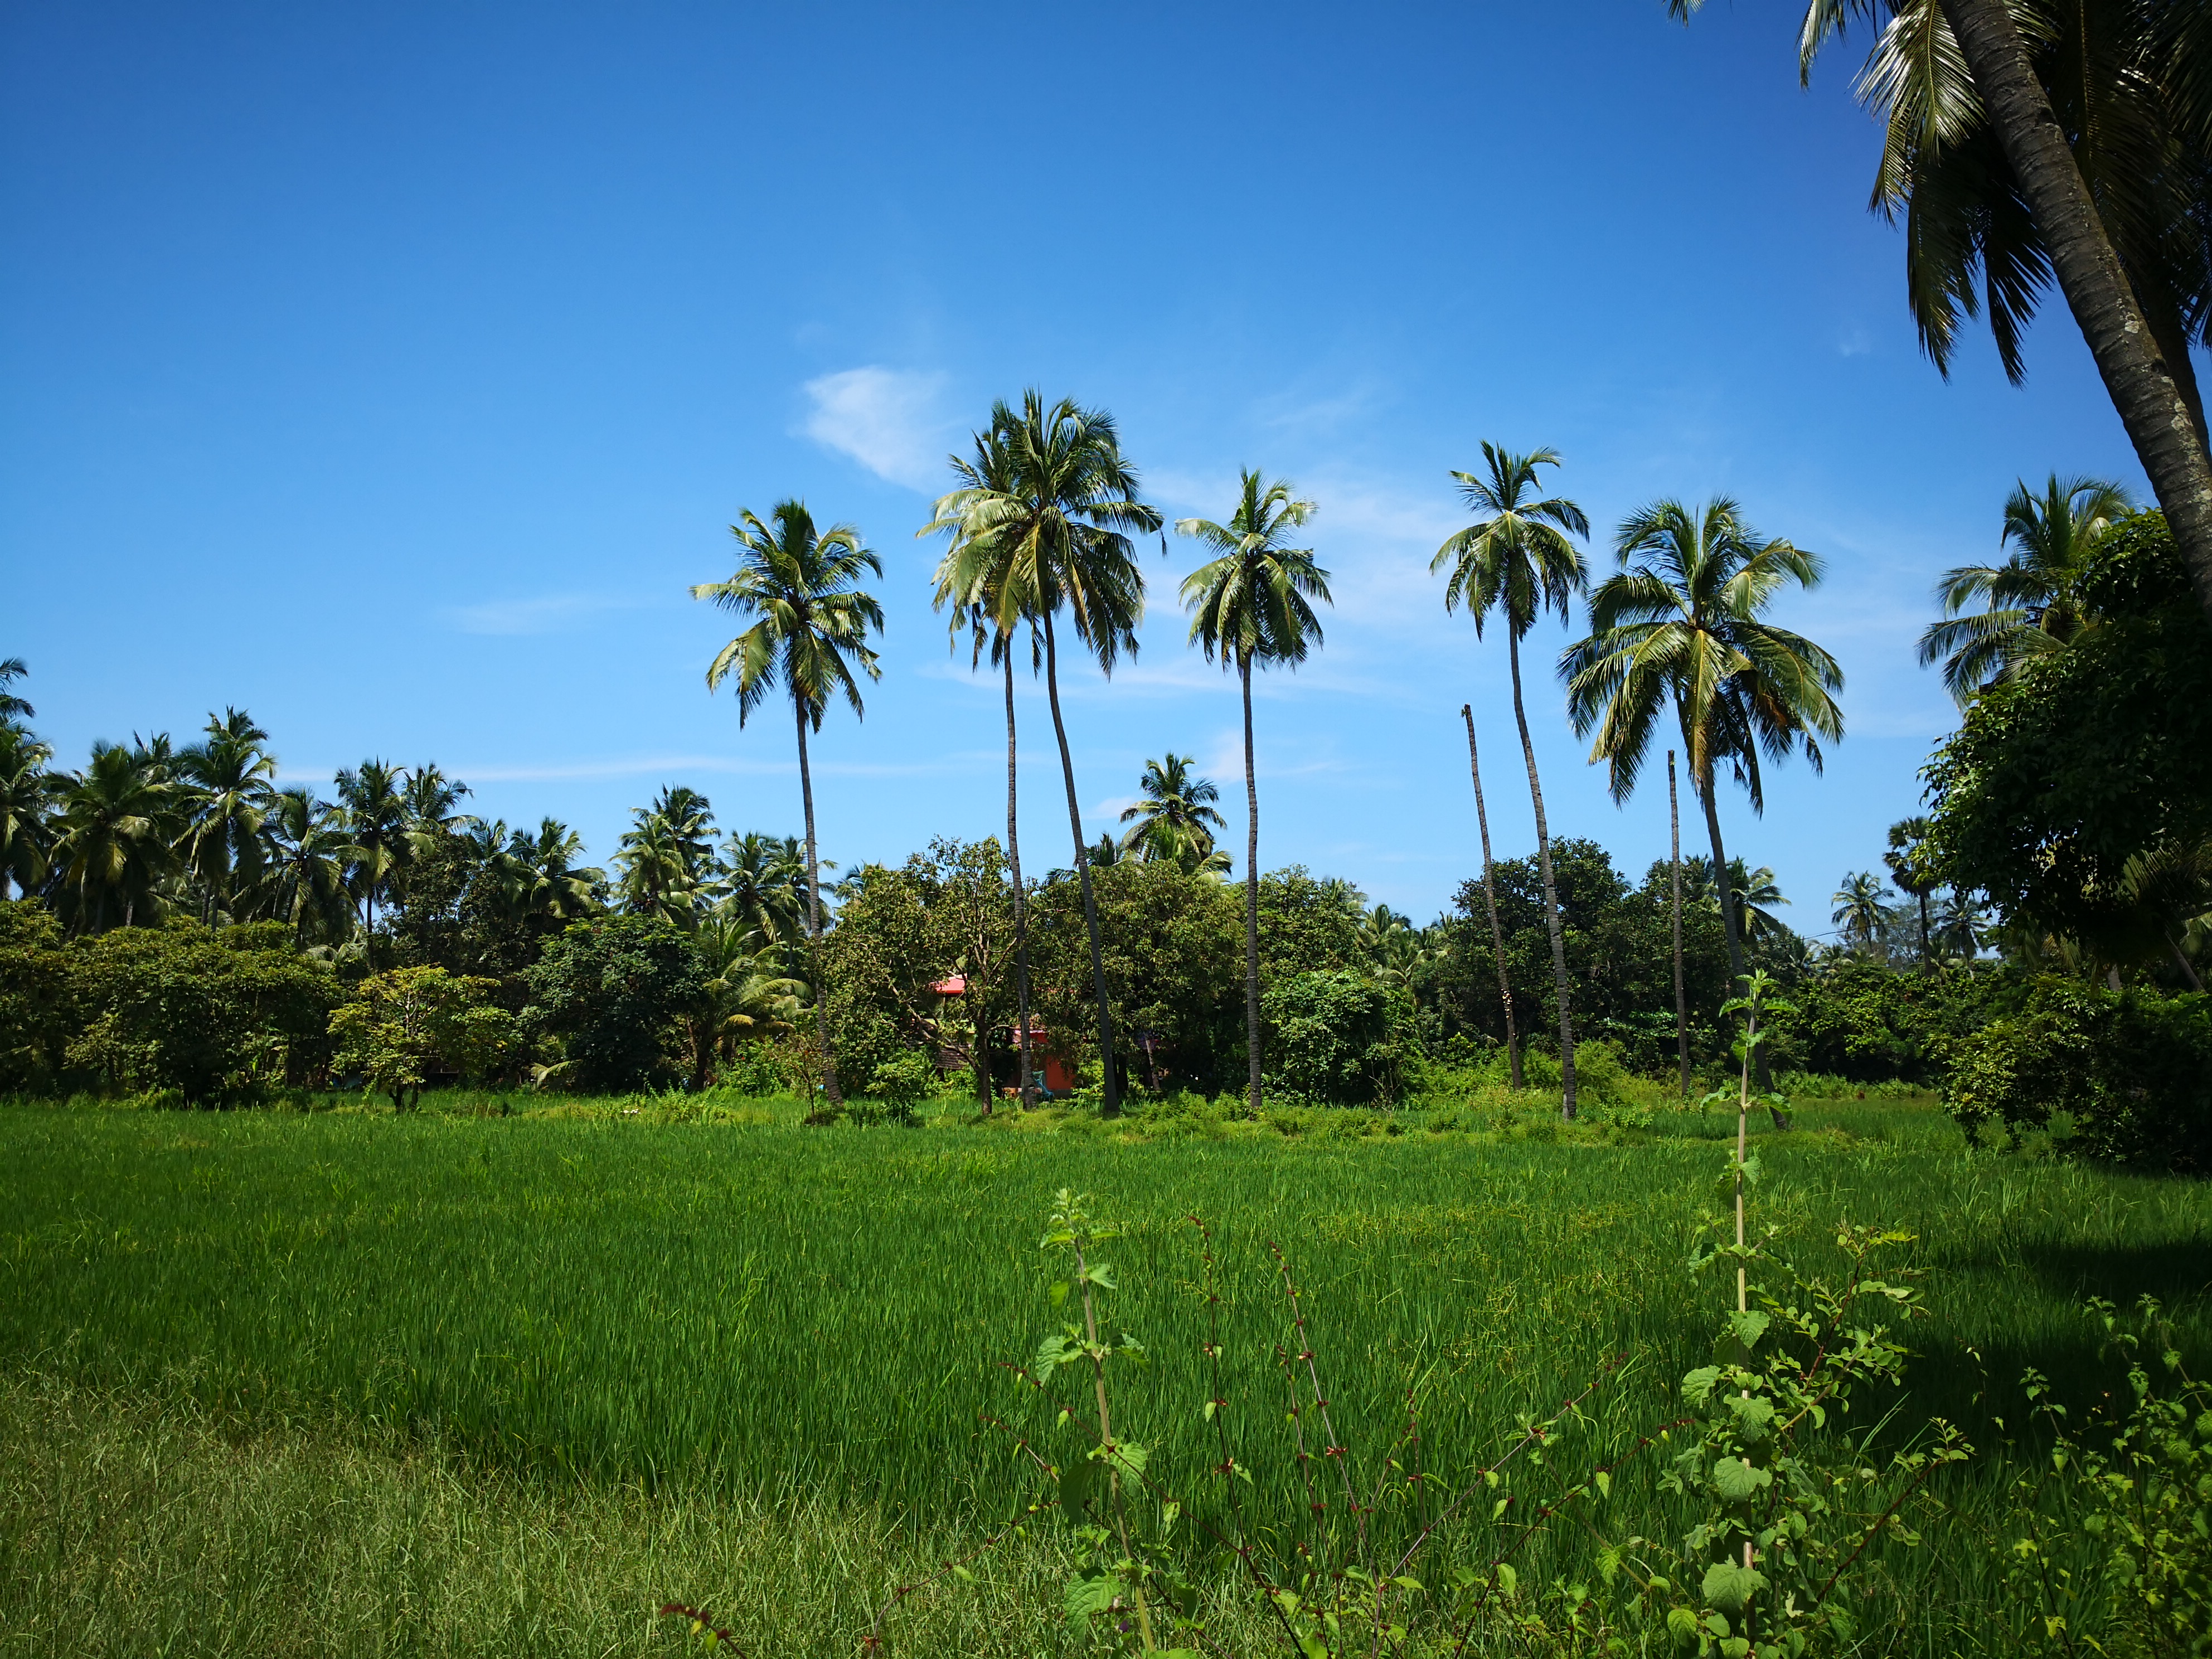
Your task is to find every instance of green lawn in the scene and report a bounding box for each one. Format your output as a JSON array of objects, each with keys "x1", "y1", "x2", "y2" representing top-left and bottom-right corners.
[{"x1": 1, "y1": 1095, "x2": 2206, "y2": 1656}]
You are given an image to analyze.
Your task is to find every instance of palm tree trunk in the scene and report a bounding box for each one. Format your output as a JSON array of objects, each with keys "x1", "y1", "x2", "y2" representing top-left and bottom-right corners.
[
  {"x1": 1669, "y1": 750, "x2": 1689, "y2": 1101},
  {"x1": 1461, "y1": 705, "x2": 1522, "y2": 1089},
  {"x1": 1696, "y1": 767, "x2": 1781, "y2": 1117},
  {"x1": 2164, "y1": 931, "x2": 2205, "y2": 993},
  {"x1": 1005, "y1": 649, "x2": 1035, "y2": 1109},
  {"x1": 1240, "y1": 653, "x2": 1263, "y2": 1117},
  {"x1": 1937, "y1": 0, "x2": 2212, "y2": 623},
  {"x1": 1918, "y1": 890, "x2": 1933, "y2": 974},
  {"x1": 1041, "y1": 608, "x2": 1119, "y2": 1116},
  {"x1": 1506, "y1": 630, "x2": 1575, "y2": 1120},
  {"x1": 794, "y1": 703, "x2": 842, "y2": 1110}
]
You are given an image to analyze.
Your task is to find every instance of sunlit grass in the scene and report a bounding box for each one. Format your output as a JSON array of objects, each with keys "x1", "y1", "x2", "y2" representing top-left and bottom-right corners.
[{"x1": 1, "y1": 1097, "x2": 2205, "y2": 1655}]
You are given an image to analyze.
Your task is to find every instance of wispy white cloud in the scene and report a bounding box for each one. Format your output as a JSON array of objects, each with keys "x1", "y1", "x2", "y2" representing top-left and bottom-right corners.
[
  {"x1": 452, "y1": 751, "x2": 981, "y2": 784},
  {"x1": 799, "y1": 366, "x2": 953, "y2": 489},
  {"x1": 439, "y1": 594, "x2": 649, "y2": 636}
]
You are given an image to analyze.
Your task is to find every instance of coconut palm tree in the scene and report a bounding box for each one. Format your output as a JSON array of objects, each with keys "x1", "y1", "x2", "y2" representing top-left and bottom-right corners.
[
  {"x1": 513, "y1": 818, "x2": 604, "y2": 926},
  {"x1": 0, "y1": 726, "x2": 59, "y2": 903},
  {"x1": 177, "y1": 709, "x2": 279, "y2": 925},
  {"x1": 1884, "y1": 816, "x2": 1941, "y2": 971},
  {"x1": 335, "y1": 761, "x2": 410, "y2": 964},
  {"x1": 1832, "y1": 871, "x2": 1893, "y2": 958},
  {"x1": 1667, "y1": 749, "x2": 1690, "y2": 1098},
  {"x1": 923, "y1": 391, "x2": 1160, "y2": 1115},
  {"x1": 1434, "y1": 443, "x2": 1589, "y2": 1119},
  {"x1": 1117, "y1": 754, "x2": 1230, "y2": 861},
  {"x1": 1563, "y1": 496, "x2": 1842, "y2": 1103},
  {"x1": 692, "y1": 500, "x2": 883, "y2": 1110},
  {"x1": 253, "y1": 787, "x2": 354, "y2": 944},
  {"x1": 51, "y1": 743, "x2": 181, "y2": 931},
  {"x1": 683, "y1": 914, "x2": 808, "y2": 1089},
  {"x1": 1918, "y1": 475, "x2": 2132, "y2": 702},
  {"x1": 1692, "y1": 0, "x2": 2212, "y2": 623},
  {"x1": 926, "y1": 428, "x2": 1047, "y2": 1105},
  {"x1": 615, "y1": 788, "x2": 717, "y2": 926},
  {"x1": 1932, "y1": 887, "x2": 1989, "y2": 962},
  {"x1": 711, "y1": 830, "x2": 805, "y2": 945},
  {"x1": 0, "y1": 657, "x2": 33, "y2": 728},
  {"x1": 1178, "y1": 470, "x2": 1331, "y2": 1114}
]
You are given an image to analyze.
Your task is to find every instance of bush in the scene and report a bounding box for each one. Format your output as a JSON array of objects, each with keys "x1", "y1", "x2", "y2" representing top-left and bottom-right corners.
[
  {"x1": 1261, "y1": 969, "x2": 1401, "y2": 1104},
  {"x1": 864, "y1": 1050, "x2": 938, "y2": 1104},
  {"x1": 1941, "y1": 978, "x2": 2212, "y2": 1170},
  {"x1": 329, "y1": 967, "x2": 522, "y2": 1110}
]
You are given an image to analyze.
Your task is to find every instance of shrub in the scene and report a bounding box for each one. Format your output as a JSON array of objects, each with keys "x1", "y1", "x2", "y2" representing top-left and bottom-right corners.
[
  {"x1": 1941, "y1": 978, "x2": 2212, "y2": 1171},
  {"x1": 1260, "y1": 968, "x2": 1400, "y2": 1104},
  {"x1": 329, "y1": 967, "x2": 522, "y2": 1110},
  {"x1": 865, "y1": 1050, "x2": 939, "y2": 1104}
]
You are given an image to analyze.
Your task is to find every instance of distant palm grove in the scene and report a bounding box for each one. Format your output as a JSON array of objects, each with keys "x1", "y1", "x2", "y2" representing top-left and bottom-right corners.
[{"x1": 5, "y1": 390, "x2": 2210, "y2": 1166}]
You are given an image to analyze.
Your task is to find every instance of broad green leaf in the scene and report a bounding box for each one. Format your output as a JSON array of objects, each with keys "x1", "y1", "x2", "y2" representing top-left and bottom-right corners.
[
  {"x1": 1728, "y1": 1395, "x2": 1778, "y2": 1441},
  {"x1": 1701, "y1": 1560, "x2": 1768, "y2": 1613},
  {"x1": 1059, "y1": 1459, "x2": 1100, "y2": 1516},
  {"x1": 1666, "y1": 1607, "x2": 1701, "y2": 1641},
  {"x1": 1728, "y1": 1311, "x2": 1770, "y2": 1351},
  {"x1": 1064, "y1": 1566, "x2": 1117, "y2": 1623},
  {"x1": 1682, "y1": 1365, "x2": 1723, "y2": 1405},
  {"x1": 1711, "y1": 1457, "x2": 1773, "y2": 1501}
]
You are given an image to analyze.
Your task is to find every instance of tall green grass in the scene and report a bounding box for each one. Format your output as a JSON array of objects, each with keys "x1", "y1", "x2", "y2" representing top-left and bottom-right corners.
[{"x1": 2, "y1": 1099, "x2": 2206, "y2": 1652}]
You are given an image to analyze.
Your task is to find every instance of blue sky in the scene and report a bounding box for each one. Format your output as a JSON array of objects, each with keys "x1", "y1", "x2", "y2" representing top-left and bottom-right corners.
[{"x1": 1, "y1": 1, "x2": 2160, "y2": 936}]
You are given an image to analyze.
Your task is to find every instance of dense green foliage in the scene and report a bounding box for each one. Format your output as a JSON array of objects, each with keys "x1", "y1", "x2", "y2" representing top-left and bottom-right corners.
[
  {"x1": 1430, "y1": 838, "x2": 1734, "y2": 1071},
  {"x1": 523, "y1": 916, "x2": 710, "y2": 1093},
  {"x1": 1764, "y1": 961, "x2": 2011, "y2": 1084},
  {"x1": 0, "y1": 903, "x2": 338, "y2": 1102},
  {"x1": 1943, "y1": 978, "x2": 2212, "y2": 1171},
  {"x1": 1259, "y1": 969, "x2": 1401, "y2": 1104},
  {"x1": 1926, "y1": 513, "x2": 2212, "y2": 966}
]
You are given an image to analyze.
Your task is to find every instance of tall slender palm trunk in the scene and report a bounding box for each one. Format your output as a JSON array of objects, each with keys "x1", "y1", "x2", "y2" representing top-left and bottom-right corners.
[
  {"x1": 1041, "y1": 609, "x2": 1119, "y2": 1116},
  {"x1": 1918, "y1": 891, "x2": 1933, "y2": 974},
  {"x1": 1695, "y1": 765, "x2": 1781, "y2": 1119},
  {"x1": 795, "y1": 704, "x2": 842, "y2": 1110},
  {"x1": 1669, "y1": 750, "x2": 1689, "y2": 1100},
  {"x1": 1240, "y1": 654, "x2": 1263, "y2": 1116},
  {"x1": 1506, "y1": 630, "x2": 1575, "y2": 1120},
  {"x1": 1937, "y1": 0, "x2": 2212, "y2": 622},
  {"x1": 1005, "y1": 650, "x2": 1036, "y2": 1108},
  {"x1": 1461, "y1": 705, "x2": 1521, "y2": 1088}
]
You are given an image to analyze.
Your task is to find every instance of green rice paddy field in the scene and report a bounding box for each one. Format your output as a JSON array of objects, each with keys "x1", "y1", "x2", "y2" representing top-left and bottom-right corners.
[{"x1": 2, "y1": 1094, "x2": 2207, "y2": 1656}]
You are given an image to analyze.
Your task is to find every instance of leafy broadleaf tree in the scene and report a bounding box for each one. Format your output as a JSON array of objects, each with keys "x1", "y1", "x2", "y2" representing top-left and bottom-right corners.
[
  {"x1": 1434, "y1": 443, "x2": 1589, "y2": 1119},
  {"x1": 692, "y1": 500, "x2": 883, "y2": 1111},
  {"x1": 923, "y1": 392, "x2": 1160, "y2": 1115},
  {"x1": 1179, "y1": 469, "x2": 1331, "y2": 1115},
  {"x1": 1563, "y1": 496, "x2": 1842, "y2": 1103}
]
